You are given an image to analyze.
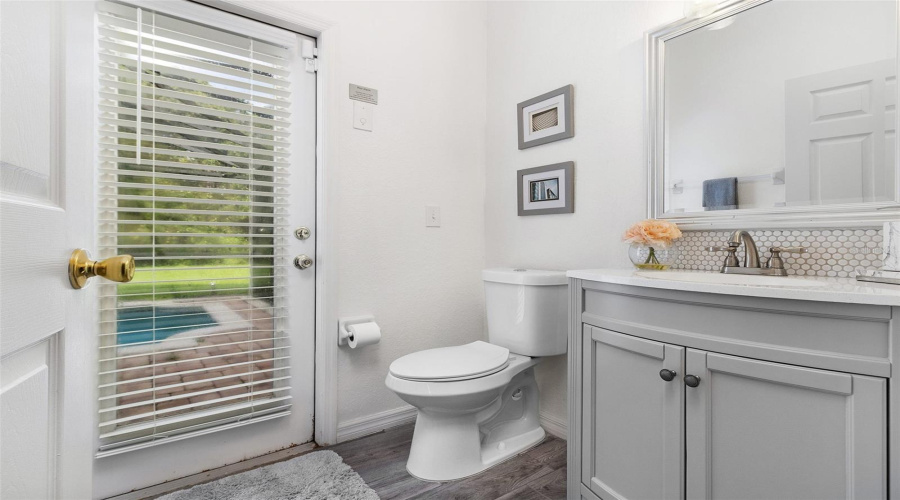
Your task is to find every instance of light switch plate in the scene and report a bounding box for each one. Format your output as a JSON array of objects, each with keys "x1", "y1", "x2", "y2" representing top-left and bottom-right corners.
[
  {"x1": 426, "y1": 206, "x2": 441, "y2": 227},
  {"x1": 353, "y1": 101, "x2": 373, "y2": 131}
]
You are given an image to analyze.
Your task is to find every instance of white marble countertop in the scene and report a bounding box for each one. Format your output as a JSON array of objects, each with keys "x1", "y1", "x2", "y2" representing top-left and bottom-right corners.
[{"x1": 566, "y1": 268, "x2": 900, "y2": 306}]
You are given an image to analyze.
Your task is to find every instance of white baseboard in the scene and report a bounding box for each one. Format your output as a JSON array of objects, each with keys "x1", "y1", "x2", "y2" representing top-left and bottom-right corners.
[
  {"x1": 540, "y1": 411, "x2": 568, "y2": 440},
  {"x1": 336, "y1": 405, "x2": 418, "y2": 443}
]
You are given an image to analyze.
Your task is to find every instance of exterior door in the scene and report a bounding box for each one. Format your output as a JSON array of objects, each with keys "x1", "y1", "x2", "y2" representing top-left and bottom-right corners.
[
  {"x1": 785, "y1": 59, "x2": 896, "y2": 206},
  {"x1": 582, "y1": 326, "x2": 684, "y2": 500},
  {"x1": 90, "y1": 2, "x2": 318, "y2": 497},
  {"x1": 1, "y1": 2, "x2": 96, "y2": 499},
  {"x1": 685, "y1": 349, "x2": 887, "y2": 500}
]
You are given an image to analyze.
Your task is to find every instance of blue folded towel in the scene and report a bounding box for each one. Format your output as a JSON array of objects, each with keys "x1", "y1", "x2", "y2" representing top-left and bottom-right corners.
[{"x1": 702, "y1": 177, "x2": 738, "y2": 211}]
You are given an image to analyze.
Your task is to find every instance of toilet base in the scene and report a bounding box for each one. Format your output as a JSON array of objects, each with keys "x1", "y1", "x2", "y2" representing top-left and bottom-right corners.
[
  {"x1": 407, "y1": 427, "x2": 545, "y2": 482},
  {"x1": 405, "y1": 367, "x2": 545, "y2": 482}
]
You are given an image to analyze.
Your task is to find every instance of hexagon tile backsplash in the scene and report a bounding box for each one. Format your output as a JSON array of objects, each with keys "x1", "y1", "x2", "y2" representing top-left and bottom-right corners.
[{"x1": 672, "y1": 229, "x2": 883, "y2": 278}]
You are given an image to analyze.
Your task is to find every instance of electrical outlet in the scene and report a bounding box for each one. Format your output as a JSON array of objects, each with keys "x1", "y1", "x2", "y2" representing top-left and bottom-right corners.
[{"x1": 425, "y1": 206, "x2": 441, "y2": 227}]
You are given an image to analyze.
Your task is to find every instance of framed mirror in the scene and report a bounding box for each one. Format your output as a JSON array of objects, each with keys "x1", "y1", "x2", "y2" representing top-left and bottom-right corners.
[{"x1": 647, "y1": 0, "x2": 900, "y2": 228}]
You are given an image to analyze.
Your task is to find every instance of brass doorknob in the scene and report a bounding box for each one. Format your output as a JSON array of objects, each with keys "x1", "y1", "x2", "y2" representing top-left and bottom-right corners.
[{"x1": 68, "y1": 249, "x2": 135, "y2": 289}]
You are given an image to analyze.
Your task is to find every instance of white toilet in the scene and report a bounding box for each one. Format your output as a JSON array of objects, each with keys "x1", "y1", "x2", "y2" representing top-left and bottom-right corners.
[{"x1": 385, "y1": 268, "x2": 568, "y2": 481}]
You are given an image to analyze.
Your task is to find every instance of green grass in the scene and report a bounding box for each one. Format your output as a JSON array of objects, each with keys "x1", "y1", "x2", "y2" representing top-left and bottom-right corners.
[{"x1": 118, "y1": 265, "x2": 261, "y2": 300}]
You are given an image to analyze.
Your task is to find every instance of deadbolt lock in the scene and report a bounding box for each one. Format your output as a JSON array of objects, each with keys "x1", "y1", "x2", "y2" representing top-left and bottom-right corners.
[
  {"x1": 294, "y1": 227, "x2": 311, "y2": 240},
  {"x1": 294, "y1": 254, "x2": 314, "y2": 270}
]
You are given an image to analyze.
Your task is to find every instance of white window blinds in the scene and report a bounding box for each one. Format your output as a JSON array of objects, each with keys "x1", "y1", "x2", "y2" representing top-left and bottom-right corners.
[{"x1": 96, "y1": 1, "x2": 293, "y2": 455}]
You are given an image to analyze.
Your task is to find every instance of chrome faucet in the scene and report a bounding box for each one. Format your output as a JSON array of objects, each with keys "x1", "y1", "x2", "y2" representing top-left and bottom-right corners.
[
  {"x1": 706, "y1": 230, "x2": 806, "y2": 276},
  {"x1": 728, "y1": 230, "x2": 761, "y2": 268}
]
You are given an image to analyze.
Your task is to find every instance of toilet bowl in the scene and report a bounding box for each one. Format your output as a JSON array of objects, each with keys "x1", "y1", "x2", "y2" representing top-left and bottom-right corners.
[
  {"x1": 385, "y1": 343, "x2": 545, "y2": 481},
  {"x1": 385, "y1": 269, "x2": 568, "y2": 481}
]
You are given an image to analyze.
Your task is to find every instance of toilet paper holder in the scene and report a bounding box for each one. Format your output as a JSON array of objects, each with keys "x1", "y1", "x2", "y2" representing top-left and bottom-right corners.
[{"x1": 338, "y1": 316, "x2": 375, "y2": 346}]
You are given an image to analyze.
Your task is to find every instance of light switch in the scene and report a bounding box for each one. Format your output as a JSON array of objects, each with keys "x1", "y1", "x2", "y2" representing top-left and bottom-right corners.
[
  {"x1": 426, "y1": 206, "x2": 441, "y2": 227},
  {"x1": 353, "y1": 101, "x2": 373, "y2": 131}
]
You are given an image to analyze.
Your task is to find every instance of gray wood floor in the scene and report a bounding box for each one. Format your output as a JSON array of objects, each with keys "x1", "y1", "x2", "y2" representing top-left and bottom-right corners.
[
  {"x1": 328, "y1": 424, "x2": 567, "y2": 500},
  {"x1": 121, "y1": 423, "x2": 566, "y2": 500}
]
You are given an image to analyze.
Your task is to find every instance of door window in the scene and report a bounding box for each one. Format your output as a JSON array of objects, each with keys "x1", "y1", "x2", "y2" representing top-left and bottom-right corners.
[{"x1": 96, "y1": 1, "x2": 295, "y2": 454}]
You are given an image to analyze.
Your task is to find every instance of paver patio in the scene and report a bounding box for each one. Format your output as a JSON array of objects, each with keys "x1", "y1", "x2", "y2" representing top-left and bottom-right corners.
[{"x1": 107, "y1": 297, "x2": 279, "y2": 427}]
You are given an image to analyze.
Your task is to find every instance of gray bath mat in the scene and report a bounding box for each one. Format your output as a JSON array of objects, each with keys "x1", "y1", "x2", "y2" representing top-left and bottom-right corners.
[{"x1": 159, "y1": 450, "x2": 379, "y2": 500}]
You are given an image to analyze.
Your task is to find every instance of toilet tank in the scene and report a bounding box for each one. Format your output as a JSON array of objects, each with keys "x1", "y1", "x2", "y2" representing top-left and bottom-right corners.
[{"x1": 482, "y1": 268, "x2": 568, "y2": 356}]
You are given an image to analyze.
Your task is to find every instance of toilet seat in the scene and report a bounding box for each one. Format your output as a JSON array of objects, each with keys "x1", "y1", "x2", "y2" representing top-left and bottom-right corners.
[{"x1": 389, "y1": 341, "x2": 510, "y2": 382}]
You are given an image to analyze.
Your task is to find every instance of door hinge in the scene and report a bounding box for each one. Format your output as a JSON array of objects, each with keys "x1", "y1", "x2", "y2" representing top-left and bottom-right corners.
[{"x1": 301, "y1": 39, "x2": 318, "y2": 73}]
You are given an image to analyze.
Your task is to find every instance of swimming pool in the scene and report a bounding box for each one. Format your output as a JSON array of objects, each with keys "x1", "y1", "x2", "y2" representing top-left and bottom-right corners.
[{"x1": 117, "y1": 306, "x2": 216, "y2": 345}]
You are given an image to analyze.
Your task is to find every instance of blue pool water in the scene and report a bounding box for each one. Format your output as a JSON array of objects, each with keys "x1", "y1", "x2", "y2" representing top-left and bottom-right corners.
[{"x1": 117, "y1": 306, "x2": 216, "y2": 345}]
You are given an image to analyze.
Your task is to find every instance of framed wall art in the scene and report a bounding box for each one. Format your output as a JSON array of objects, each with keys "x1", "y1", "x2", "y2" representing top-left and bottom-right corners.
[
  {"x1": 517, "y1": 162, "x2": 575, "y2": 216},
  {"x1": 517, "y1": 85, "x2": 574, "y2": 150}
]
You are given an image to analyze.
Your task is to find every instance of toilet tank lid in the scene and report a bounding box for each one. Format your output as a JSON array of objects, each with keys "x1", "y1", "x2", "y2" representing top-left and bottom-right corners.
[{"x1": 483, "y1": 268, "x2": 567, "y2": 286}]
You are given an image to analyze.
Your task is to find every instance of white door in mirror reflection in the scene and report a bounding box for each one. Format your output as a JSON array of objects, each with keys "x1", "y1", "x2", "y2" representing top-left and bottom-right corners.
[{"x1": 786, "y1": 60, "x2": 896, "y2": 206}]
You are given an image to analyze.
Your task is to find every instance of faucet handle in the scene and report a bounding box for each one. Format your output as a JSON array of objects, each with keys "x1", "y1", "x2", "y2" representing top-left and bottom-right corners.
[
  {"x1": 766, "y1": 247, "x2": 807, "y2": 270},
  {"x1": 769, "y1": 246, "x2": 807, "y2": 254},
  {"x1": 706, "y1": 246, "x2": 739, "y2": 268}
]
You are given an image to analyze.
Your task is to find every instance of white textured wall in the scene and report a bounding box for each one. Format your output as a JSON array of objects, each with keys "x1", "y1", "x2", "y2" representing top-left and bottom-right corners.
[
  {"x1": 485, "y1": 1, "x2": 682, "y2": 426},
  {"x1": 287, "y1": 1, "x2": 489, "y2": 427}
]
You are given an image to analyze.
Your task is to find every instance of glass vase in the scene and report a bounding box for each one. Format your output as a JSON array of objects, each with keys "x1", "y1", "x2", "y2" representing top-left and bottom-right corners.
[{"x1": 628, "y1": 243, "x2": 677, "y2": 270}]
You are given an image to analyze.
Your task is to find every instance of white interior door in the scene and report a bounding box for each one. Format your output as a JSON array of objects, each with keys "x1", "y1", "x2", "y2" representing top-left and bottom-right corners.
[
  {"x1": 785, "y1": 59, "x2": 896, "y2": 206},
  {"x1": 1, "y1": 2, "x2": 96, "y2": 499}
]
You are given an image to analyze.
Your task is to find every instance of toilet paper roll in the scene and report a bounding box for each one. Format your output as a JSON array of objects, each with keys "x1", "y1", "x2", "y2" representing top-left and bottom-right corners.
[{"x1": 347, "y1": 322, "x2": 381, "y2": 348}]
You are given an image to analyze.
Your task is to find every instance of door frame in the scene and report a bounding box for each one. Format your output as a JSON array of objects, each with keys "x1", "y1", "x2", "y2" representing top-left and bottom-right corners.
[
  {"x1": 64, "y1": 2, "x2": 103, "y2": 497},
  {"x1": 190, "y1": 0, "x2": 342, "y2": 447}
]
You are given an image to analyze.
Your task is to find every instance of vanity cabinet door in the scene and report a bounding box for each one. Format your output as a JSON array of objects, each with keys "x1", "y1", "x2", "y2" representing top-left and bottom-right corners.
[
  {"x1": 685, "y1": 350, "x2": 887, "y2": 500},
  {"x1": 582, "y1": 326, "x2": 684, "y2": 500}
]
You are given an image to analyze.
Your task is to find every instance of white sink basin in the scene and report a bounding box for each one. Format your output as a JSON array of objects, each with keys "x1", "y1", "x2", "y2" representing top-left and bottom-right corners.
[{"x1": 635, "y1": 271, "x2": 829, "y2": 288}]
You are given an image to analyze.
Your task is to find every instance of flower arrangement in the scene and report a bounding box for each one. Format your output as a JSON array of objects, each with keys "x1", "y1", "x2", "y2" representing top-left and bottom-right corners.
[
  {"x1": 623, "y1": 219, "x2": 683, "y2": 270},
  {"x1": 623, "y1": 219, "x2": 683, "y2": 247}
]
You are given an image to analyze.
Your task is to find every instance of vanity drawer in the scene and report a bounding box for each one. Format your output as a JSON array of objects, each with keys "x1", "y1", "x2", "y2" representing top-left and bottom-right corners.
[{"x1": 580, "y1": 281, "x2": 893, "y2": 377}]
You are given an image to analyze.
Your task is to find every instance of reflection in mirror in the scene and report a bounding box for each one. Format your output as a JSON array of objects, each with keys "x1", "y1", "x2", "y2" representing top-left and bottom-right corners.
[{"x1": 664, "y1": 0, "x2": 898, "y2": 214}]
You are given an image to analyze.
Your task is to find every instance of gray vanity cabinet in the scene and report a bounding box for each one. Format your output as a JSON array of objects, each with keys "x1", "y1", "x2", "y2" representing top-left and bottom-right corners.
[
  {"x1": 569, "y1": 279, "x2": 895, "y2": 500},
  {"x1": 581, "y1": 327, "x2": 684, "y2": 500},
  {"x1": 685, "y1": 350, "x2": 886, "y2": 500}
]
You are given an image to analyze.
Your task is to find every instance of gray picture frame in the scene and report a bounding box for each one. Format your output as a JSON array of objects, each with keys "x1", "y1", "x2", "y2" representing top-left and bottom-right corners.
[
  {"x1": 517, "y1": 85, "x2": 574, "y2": 150},
  {"x1": 517, "y1": 162, "x2": 575, "y2": 216}
]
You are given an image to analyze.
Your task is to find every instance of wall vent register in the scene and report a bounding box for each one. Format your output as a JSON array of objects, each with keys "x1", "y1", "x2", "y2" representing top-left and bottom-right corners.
[{"x1": 96, "y1": 1, "x2": 294, "y2": 455}]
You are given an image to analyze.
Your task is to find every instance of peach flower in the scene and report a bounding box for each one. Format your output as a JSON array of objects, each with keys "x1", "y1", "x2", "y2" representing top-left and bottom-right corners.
[{"x1": 622, "y1": 219, "x2": 682, "y2": 248}]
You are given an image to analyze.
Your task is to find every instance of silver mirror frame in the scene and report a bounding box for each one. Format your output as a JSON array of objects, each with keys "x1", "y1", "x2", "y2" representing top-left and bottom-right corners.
[{"x1": 647, "y1": 0, "x2": 900, "y2": 229}]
